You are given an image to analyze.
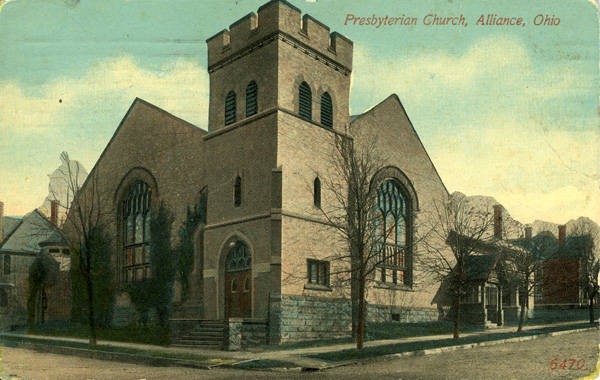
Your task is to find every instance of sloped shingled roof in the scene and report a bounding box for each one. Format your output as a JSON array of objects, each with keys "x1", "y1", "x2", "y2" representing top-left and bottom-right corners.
[{"x1": 0, "y1": 210, "x2": 66, "y2": 254}]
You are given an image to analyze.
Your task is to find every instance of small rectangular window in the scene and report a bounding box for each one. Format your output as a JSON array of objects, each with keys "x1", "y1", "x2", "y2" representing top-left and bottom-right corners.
[
  {"x1": 307, "y1": 259, "x2": 329, "y2": 287},
  {"x1": 3, "y1": 255, "x2": 10, "y2": 275}
]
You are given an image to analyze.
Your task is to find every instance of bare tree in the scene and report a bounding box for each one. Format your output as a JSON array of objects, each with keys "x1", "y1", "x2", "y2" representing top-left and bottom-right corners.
[
  {"x1": 569, "y1": 221, "x2": 600, "y2": 324},
  {"x1": 510, "y1": 231, "x2": 557, "y2": 332},
  {"x1": 419, "y1": 193, "x2": 495, "y2": 339},
  {"x1": 315, "y1": 133, "x2": 389, "y2": 350},
  {"x1": 61, "y1": 151, "x2": 108, "y2": 345}
]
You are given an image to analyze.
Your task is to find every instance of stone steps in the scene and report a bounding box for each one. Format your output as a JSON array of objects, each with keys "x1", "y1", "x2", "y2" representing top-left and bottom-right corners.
[{"x1": 170, "y1": 319, "x2": 225, "y2": 349}]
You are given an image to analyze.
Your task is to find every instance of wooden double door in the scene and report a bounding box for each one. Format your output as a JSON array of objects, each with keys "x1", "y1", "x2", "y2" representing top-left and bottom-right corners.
[
  {"x1": 225, "y1": 269, "x2": 252, "y2": 318},
  {"x1": 224, "y1": 240, "x2": 252, "y2": 318}
]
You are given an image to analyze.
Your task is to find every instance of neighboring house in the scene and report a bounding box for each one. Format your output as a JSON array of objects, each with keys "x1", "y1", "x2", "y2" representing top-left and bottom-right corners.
[
  {"x1": 65, "y1": 0, "x2": 453, "y2": 347},
  {"x1": 432, "y1": 208, "x2": 529, "y2": 327},
  {"x1": 535, "y1": 225, "x2": 596, "y2": 307},
  {"x1": 0, "y1": 201, "x2": 71, "y2": 329}
]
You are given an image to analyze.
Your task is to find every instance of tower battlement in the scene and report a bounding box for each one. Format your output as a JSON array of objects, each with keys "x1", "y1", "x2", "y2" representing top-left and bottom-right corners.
[{"x1": 206, "y1": 0, "x2": 352, "y2": 70}]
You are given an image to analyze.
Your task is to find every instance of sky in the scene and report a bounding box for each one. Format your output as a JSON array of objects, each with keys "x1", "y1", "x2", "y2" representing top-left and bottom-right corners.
[{"x1": 0, "y1": 0, "x2": 598, "y2": 226}]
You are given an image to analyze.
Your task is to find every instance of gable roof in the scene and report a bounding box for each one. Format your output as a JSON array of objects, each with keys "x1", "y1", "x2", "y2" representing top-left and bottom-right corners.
[
  {"x1": 0, "y1": 210, "x2": 66, "y2": 255},
  {"x1": 1, "y1": 216, "x2": 22, "y2": 243},
  {"x1": 350, "y1": 94, "x2": 449, "y2": 196},
  {"x1": 75, "y1": 97, "x2": 207, "y2": 198}
]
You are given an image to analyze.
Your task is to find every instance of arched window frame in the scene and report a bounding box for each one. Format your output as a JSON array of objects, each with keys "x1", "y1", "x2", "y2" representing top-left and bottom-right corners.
[
  {"x1": 313, "y1": 177, "x2": 321, "y2": 208},
  {"x1": 225, "y1": 90, "x2": 237, "y2": 125},
  {"x1": 375, "y1": 178, "x2": 413, "y2": 287},
  {"x1": 299, "y1": 81, "x2": 312, "y2": 121},
  {"x1": 122, "y1": 181, "x2": 152, "y2": 283},
  {"x1": 245, "y1": 81, "x2": 258, "y2": 117},
  {"x1": 320, "y1": 92, "x2": 333, "y2": 129}
]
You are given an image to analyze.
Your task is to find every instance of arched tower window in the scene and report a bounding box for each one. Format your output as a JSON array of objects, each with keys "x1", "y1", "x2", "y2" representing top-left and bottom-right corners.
[
  {"x1": 320, "y1": 92, "x2": 333, "y2": 129},
  {"x1": 245, "y1": 81, "x2": 258, "y2": 117},
  {"x1": 299, "y1": 81, "x2": 312, "y2": 121},
  {"x1": 234, "y1": 176, "x2": 242, "y2": 207},
  {"x1": 122, "y1": 181, "x2": 152, "y2": 282},
  {"x1": 313, "y1": 177, "x2": 321, "y2": 208},
  {"x1": 375, "y1": 179, "x2": 412, "y2": 286},
  {"x1": 225, "y1": 91, "x2": 237, "y2": 125}
]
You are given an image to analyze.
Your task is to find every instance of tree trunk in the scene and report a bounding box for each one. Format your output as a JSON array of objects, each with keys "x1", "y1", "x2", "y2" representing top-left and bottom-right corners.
[
  {"x1": 453, "y1": 291, "x2": 460, "y2": 339},
  {"x1": 356, "y1": 279, "x2": 366, "y2": 350},
  {"x1": 85, "y1": 250, "x2": 97, "y2": 345},
  {"x1": 589, "y1": 295, "x2": 595, "y2": 324},
  {"x1": 517, "y1": 302, "x2": 526, "y2": 332},
  {"x1": 351, "y1": 270, "x2": 359, "y2": 342}
]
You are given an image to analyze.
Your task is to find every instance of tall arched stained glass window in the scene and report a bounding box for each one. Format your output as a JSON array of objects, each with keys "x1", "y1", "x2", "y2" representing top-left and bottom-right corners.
[
  {"x1": 122, "y1": 181, "x2": 151, "y2": 282},
  {"x1": 375, "y1": 179, "x2": 410, "y2": 285}
]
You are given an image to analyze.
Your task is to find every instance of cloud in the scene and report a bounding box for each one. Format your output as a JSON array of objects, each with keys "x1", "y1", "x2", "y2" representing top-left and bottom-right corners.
[
  {"x1": 0, "y1": 56, "x2": 209, "y2": 135},
  {"x1": 351, "y1": 35, "x2": 599, "y2": 225},
  {"x1": 0, "y1": 56, "x2": 209, "y2": 216}
]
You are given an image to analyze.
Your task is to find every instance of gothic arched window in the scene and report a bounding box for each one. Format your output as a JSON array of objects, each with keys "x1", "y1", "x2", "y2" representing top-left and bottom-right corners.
[
  {"x1": 245, "y1": 81, "x2": 258, "y2": 117},
  {"x1": 320, "y1": 92, "x2": 333, "y2": 129},
  {"x1": 122, "y1": 181, "x2": 152, "y2": 282},
  {"x1": 375, "y1": 179, "x2": 412, "y2": 286},
  {"x1": 299, "y1": 81, "x2": 312, "y2": 121},
  {"x1": 225, "y1": 91, "x2": 237, "y2": 125}
]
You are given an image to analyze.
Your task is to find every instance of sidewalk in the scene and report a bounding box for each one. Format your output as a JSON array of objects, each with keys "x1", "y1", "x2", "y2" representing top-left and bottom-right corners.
[{"x1": 1, "y1": 320, "x2": 597, "y2": 371}]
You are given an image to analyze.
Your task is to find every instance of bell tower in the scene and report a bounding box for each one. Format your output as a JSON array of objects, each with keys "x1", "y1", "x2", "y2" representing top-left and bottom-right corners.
[{"x1": 206, "y1": 0, "x2": 353, "y2": 133}]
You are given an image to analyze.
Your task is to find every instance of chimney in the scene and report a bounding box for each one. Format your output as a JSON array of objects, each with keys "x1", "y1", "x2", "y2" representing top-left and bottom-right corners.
[
  {"x1": 50, "y1": 200, "x2": 59, "y2": 226},
  {"x1": 0, "y1": 201, "x2": 4, "y2": 242},
  {"x1": 558, "y1": 225, "x2": 566, "y2": 247},
  {"x1": 493, "y1": 204, "x2": 503, "y2": 239},
  {"x1": 525, "y1": 225, "x2": 532, "y2": 240}
]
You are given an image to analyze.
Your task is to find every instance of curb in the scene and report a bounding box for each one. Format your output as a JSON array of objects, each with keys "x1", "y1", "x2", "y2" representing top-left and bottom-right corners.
[
  {"x1": 286, "y1": 325, "x2": 599, "y2": 372},
  {"x1": 380, "y1": 326, "x2": 598, "y2": 360},
  {"x1": 0, "y1": 338, "x2": 237, "y2": 370}
]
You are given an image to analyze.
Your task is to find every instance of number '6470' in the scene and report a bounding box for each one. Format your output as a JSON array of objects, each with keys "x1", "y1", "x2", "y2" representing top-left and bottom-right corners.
[{"x1": 549, "y1": 358, "x2": 585, "y2": 370}]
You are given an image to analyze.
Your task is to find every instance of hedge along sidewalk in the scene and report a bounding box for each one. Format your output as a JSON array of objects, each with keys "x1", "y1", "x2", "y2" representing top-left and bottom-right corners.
[{"x1": 0, "y1": 332, "x2": 256, "y2": 369}]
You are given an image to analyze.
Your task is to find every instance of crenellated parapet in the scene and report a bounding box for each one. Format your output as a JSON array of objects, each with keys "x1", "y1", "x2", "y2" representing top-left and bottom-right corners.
[{"x1": 206, "y1": 0, "x2": 352, "y2": 72}]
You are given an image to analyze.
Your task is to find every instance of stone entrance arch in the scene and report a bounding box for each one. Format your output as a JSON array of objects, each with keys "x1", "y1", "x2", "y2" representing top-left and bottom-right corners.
[{"x1": 224, "y1": 240, "x2": 252, "y2": 318}]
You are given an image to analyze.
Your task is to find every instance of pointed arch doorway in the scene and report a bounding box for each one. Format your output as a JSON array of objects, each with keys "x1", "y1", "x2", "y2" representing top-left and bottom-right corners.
[{"x1": 224, "y1": 241, "x2": 252, "y2": 318}]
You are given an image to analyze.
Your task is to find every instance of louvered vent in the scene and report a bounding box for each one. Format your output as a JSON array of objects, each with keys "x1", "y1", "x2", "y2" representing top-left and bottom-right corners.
[
  {"x1": 321, "y1": 92, "x2": 333, "y2": 129},
  {"x1": 225, "y1": 91, "x2": 236, "y2": 125},
  {"x1": 246, "y1": 81, "x2": 258, "y2": 117},
  {"x1": 299, "y1": 81, "x2": 312, "y2": 121}
]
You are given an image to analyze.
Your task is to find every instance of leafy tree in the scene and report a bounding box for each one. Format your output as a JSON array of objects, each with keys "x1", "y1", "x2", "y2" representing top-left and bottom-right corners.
[
  {"x1": 70, "y1": 225, "x2": 114, "y2": 328},
  {"x1": 127, "y1": 201, "x2": 175, "y2": 328},
  {"x1": 27, "y1": 253, "x2": 58, "y2": 328}
]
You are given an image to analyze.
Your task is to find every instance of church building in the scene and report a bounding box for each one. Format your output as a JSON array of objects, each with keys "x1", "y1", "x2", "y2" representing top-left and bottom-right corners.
[{"x1": 66, "y1": 0, "x2": 450, "y2": 347}]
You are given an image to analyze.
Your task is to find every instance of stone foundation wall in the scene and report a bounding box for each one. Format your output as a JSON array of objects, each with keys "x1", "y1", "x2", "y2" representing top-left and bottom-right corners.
[
  {"x1": 112, "y1": 305, "x2": 157, "y2": 327},
  {"x1": 368, "y1": 304, "x2": 439, "y2": 323},
  {"x1": 241, "y1": 319, "x2": 268, "y2": 348},
  {"x1": 277, "y1": 295, "x2": 351, "y2": 343},
  {"x1": 274, "y1": 294, "x2": 439, "y2": 343}
]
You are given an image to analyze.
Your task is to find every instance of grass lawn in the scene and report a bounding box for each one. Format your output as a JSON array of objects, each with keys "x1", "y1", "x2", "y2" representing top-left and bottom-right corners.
[
  {"x1": 27, "y1": 323, "x2": 170, "y2": 346},
  {"x1": 308, "y1": 322, "x2": 595, "y2": 362}
]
